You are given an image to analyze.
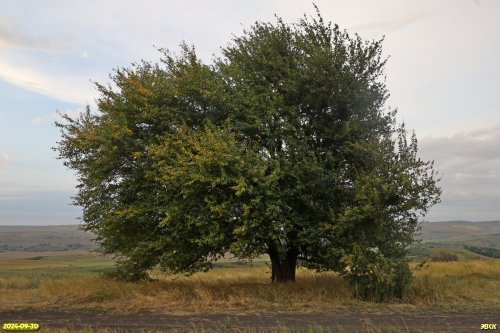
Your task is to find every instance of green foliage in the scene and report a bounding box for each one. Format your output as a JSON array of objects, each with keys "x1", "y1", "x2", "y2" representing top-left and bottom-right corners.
[
  {"x1": 54, "y1": 6, "x2": 440, "y2": 298},
  {"x1": 464, "y1": 245, "x2": 500, "y2": 258},
  {"x1": 339, "y1": 245, "x2": 413, "y2": 301},
  {"x1": 102, "y1": 258, "x2": 152, "y2": 282}
]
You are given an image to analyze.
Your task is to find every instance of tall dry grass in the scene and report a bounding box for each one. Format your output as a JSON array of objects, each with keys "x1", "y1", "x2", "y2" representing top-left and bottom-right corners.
[
  {"x1": 406, "y1": 259, "x2": 500, "y2": 309},
  {"x1": 0, "y1": 259, "x2": 498, "y2": 313}
]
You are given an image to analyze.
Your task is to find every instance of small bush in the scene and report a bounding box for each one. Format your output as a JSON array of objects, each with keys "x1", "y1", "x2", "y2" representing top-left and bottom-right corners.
[
  {"x1": 340, "y1": 248, "x2": 413, "y2": 302},
  {"x1": 102, "y1": 259, "x2": 152, "y2": 282},
  {"x1": 430, "y1": 251, "x2": 458, "y2": 262}
]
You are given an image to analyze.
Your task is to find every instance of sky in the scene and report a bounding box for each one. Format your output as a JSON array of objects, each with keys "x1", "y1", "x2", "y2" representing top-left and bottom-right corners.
[{"x1": 0, "y1": 0, "x2": 499, "y2": 225}]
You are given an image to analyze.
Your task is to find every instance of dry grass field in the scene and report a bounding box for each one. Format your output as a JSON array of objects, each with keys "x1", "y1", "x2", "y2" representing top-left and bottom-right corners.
[
  {"x1": 1, "y1": 223, "x2": 499, "y2": 331},
  {"x1": 0, "y1": 252, "x2": 498, "y2": 314}
]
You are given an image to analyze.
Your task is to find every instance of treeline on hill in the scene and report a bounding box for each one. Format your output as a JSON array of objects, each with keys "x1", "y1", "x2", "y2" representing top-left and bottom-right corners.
[{"x1": 464, "y1": 245, "x2": 500, "y2": 258}]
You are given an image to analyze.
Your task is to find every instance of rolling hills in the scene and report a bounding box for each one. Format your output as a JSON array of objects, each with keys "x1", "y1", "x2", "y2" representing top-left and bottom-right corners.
[{"x1": 0, "y1": 220, "x2": 498, "y2": 253}]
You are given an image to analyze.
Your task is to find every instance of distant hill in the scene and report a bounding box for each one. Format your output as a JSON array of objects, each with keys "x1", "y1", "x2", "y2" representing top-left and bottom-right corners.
[
  {"x1": 1, "y1": 221, "x2": 499, "y2": 252},
  {"x1": 418, "y1": 220, "x2": 500, "y2": 240},
  {"x1": 0, "y1": 225, "x2": 98, "y2": 252},
  {"x1": 411, "y1": 221, "x2": 500, "y2": 259}
]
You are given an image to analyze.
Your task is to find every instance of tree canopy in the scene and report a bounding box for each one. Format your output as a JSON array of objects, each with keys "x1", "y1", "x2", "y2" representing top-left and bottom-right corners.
[{"x1": 55, "y1": 8, "x2": 440, "y2": 300}]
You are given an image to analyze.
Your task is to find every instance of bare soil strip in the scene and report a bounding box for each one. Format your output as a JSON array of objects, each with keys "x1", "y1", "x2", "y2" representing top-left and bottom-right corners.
[{"x1": 0, "y1": 310, "x2": 498, "y2": 332}]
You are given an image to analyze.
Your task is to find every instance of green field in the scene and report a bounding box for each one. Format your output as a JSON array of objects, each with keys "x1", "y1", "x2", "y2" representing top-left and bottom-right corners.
[
  {"x1": 0, "y1": 251, "x2": 114, "y2": 276},
  {"x1": 420, "y1": 233, "x2": 500, "y2": 248}
]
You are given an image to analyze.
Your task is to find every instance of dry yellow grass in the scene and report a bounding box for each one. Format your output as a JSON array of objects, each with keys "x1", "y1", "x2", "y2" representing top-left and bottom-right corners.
[
  {"x1": 405, "y1": 259, "x2": 500, "y2": 309},
  {"x1": 0, "y1": 259, "x2": 498, "y2": 314}
]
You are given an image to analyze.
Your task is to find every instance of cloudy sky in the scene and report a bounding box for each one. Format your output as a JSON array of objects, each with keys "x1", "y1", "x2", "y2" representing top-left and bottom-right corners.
[{"x1": 0, "y1": 0, "x2": 499, "y2": 225}]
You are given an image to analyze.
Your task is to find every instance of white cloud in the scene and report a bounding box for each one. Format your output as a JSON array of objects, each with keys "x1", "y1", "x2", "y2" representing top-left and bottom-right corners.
[
  {"x1": 419, "y1": 124, "x2": 500, "y2": 221},
  {"x1": 0, "y1": 154, "x2": 10, "y2": 167},
  {"x1": 0, "y1": 14, "x2": 96, "y2": 104},
  {"x1": 81, "y1": 51, "x2": 90, "y2": 59},
  {"x1": 0, "y1": 59, "x2": 95, "y2": 104},
  {"x1": 0, "y1": 14, "x2": 66, "y2": 51}
]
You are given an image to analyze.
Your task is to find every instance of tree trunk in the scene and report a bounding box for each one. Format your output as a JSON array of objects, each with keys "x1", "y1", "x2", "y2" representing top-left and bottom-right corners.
[{"x1": 268, "y1": 246, "x2": 297, "y2": 283}]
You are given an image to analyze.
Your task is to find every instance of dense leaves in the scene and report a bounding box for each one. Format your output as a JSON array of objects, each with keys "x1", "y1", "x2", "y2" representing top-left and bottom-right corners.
[{"x1": 55, "y1": 8, "x2": 440, "y2": 299}]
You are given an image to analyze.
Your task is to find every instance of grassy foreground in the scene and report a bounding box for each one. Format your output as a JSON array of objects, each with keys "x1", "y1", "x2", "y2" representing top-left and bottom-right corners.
[{"x1": 0, "y1": 252, "x2": 498, "y2": 313}]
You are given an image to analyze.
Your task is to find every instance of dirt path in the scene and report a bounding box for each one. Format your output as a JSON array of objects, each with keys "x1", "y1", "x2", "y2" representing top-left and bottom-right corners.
[{"x1": 0, "y1": 310, "x2": 498, "y2": 332}]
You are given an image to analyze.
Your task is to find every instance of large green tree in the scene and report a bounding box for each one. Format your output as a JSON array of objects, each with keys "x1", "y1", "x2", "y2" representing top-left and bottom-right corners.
[{"x1": 55, "y1": 9, "x2": 440, "y2": 299}]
